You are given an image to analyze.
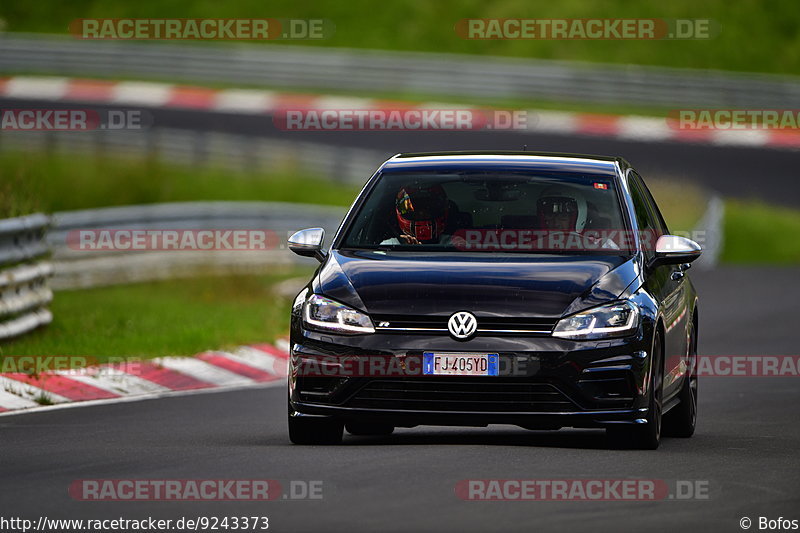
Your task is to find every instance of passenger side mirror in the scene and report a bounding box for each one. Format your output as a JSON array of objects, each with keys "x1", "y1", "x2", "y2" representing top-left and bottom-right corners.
[
  {"x1": 288, "y1": 228, "x2": 327, "y2": 263},
  {"x1": 649, "y1": 235, "x2": 702, "y2": 269}
]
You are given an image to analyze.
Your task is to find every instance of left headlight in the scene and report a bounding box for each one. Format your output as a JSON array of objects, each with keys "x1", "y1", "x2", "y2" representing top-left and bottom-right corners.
[
  {"x1": 552, "y1": 300, "x2": 639, "y2": 340},
  {"x1": 303, "y1": 294, "x2": 375, "y2": 335}
]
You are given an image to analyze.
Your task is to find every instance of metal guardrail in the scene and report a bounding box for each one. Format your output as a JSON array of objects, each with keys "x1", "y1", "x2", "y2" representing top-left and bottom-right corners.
[
  {"x1": 48, "y1": 202, "x2": 347, "y2": 289},
  {"x1": 0, "y1": 213, "x2": 53, "y2": 340},
  {"x1": 1, "y1": 33, "x2": 799, "y2": 108}
]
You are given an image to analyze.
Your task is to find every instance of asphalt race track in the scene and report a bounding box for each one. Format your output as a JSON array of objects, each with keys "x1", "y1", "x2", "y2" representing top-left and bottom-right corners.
[
  {"x1": 2, "y1": 98, "x2": 800, "y2": 208},
  {"x1": 2, "y1": 266, "x2": 799, "y2": 533}
]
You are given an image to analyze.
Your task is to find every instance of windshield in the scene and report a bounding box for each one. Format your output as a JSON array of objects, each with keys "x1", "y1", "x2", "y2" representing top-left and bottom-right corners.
[{"x1": 339, "y1": 170, "x2": 632, "y2": 255}]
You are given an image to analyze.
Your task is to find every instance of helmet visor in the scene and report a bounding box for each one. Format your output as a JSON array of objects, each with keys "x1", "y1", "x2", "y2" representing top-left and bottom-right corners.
[{"x1": 396, "y1": 190, "x2": 447, "y2": 221}]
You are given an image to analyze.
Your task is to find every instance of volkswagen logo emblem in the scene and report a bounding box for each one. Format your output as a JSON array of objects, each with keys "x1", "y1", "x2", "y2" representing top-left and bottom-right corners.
[{"x1": 448, "y1": 311, "x2": 478, "y2": 340}]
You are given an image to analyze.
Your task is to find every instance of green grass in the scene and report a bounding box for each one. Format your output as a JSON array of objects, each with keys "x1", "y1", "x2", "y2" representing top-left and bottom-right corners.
[
  {"x1": 0, "y1": 270, "x2": 313, "y2": 360},
  {"x1": 2, "y1": 0, "x2": 798, "y2": 75},
  {"x1": 0, "y1": 151, "x2": 361, "y2": 217},
  {"x1": 647, "y1": 178, "x2": 707, "y2": 233},
  {"x1": 721, "y1": 200, "x2": 800, "y2": 264}
]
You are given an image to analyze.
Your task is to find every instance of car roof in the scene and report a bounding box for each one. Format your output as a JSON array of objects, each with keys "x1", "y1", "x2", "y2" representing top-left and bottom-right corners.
[{"x1": 382, "y1": 151, "x2": 628, "y2": 175}]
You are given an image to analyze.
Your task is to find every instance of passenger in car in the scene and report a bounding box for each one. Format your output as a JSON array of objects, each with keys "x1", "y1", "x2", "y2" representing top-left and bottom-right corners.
[{"x1": 536, "y1": 186, "x2": 620, "y2": 250}]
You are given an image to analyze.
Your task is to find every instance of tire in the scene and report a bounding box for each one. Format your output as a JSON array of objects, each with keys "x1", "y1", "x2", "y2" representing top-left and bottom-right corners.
[
  {"x1": 607, "y1": 330, "x2": 663, "y2": 450},
  {"x1": 663, "y1": 319, "x2": 698, "y2": 438},
  {"x1": 288, "y1": 416, "x2": 344, "y2": 445},
  {"x1": 345, "y1": 421, "x2": 395, "y2": 436}
]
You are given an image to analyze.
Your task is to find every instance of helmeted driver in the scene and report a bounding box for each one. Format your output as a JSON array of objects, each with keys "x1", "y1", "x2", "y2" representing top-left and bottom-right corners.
[{"x1": 384, "y1": 184, "x2": 450, "y2": 245}]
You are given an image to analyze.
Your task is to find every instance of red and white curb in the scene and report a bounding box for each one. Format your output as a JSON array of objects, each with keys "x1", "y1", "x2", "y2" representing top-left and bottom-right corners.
[
  {"x1": 0, "y1": 341, "x2": 289, "y2": 416},
  {"x1": 1, "y1": 75, "x2": 799, "y2": 150}
]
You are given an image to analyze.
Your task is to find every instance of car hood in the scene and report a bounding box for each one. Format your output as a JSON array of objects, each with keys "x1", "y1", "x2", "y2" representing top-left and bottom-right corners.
[{"x1": 315, "y1": 250, "x2": 640, "y2": 318}]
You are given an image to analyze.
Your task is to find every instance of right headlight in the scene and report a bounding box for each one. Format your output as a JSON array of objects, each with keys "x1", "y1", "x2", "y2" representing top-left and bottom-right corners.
[
  {"x1": 552, "y1": 300, "x2": 640, "y2": 340},
  {"x1": 303, "y1": 294, "x2": 375, "y2": 335}
]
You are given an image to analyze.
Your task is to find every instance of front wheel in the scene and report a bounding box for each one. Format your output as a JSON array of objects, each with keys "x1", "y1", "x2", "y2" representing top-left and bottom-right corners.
[
  {"x1": 607, "y1": 330, "x2": 663, "y2": 450},
  {"x1": 663, "y1": 320, "x2": 698, "y2": 437}
]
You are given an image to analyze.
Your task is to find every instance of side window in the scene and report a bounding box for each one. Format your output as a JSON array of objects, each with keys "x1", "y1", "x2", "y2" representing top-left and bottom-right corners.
[
  {"x1": 631, "y1": 171, "x2": 669, "y2": 234},
  {"x1": 627, "y1": 171, "x2": 659, "y2": 259}
]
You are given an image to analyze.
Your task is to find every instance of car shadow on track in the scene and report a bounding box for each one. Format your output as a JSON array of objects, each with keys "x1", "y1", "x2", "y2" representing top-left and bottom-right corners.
[{"x1": 339, "y1": 428, "x2": 616, "y2": 450}]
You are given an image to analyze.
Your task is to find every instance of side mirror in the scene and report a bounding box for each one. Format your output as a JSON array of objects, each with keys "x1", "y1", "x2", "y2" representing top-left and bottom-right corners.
[
  {"x1": 288, "y1": 228, "x2": 327, "y2": 263},
  {"x1": 649, "y1": 235, "x2": 702, "y2": 269}
]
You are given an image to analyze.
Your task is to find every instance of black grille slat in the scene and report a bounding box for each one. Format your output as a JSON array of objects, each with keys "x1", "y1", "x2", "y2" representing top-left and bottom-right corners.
[
  {"x1": 361, "y1": 389, "x2": 562, "y2": 402},
  {"x1": 345, "y1": 379, "x2": 580, "y2": 412},
  {"x1": 366, "y1": 380, "x2": 556, "y2": 393},
  {"x1": 362, "y1": 388, "x2": 564, "y2": 397}
]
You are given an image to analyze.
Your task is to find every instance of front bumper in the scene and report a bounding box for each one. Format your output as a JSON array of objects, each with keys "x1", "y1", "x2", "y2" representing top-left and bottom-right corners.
[{"x1": 289, "y1": 327, "x2": 654, "y2": 430}]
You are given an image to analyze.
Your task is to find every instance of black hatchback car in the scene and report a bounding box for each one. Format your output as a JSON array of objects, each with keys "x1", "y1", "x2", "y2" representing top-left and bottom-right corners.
[{"x1": 287, "y1": 152, "x2": 701, "y2": 449}]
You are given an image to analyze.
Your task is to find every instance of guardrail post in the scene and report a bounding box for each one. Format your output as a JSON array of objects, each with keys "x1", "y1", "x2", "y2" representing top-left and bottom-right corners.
[{"x1": 0, "y1": 213, "x2": 54, "y2": 341}]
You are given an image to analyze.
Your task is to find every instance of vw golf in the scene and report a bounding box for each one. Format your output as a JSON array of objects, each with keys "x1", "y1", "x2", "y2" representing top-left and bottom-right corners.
[{"x1": 287, "y1": 151, "x2": 701, "y2": 449}]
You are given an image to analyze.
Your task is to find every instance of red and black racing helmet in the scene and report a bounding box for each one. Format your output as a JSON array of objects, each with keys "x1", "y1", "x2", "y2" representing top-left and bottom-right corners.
[{"x1": 395, "y1": 185, "x2": 449, "y2": 242}]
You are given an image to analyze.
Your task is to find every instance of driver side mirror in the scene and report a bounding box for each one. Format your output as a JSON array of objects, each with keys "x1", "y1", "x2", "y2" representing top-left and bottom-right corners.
[
  {"x1": 648, "y1": 235, "x2": 702, "y2": 269},
  {"x1": 288, "y1": 228, "x2": 327, "y2": 263}
]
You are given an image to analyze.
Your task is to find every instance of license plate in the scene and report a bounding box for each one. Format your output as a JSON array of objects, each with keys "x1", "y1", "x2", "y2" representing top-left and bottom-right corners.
[{"x1": 422, "y1": 352, "x2": 499, "y2": 376}]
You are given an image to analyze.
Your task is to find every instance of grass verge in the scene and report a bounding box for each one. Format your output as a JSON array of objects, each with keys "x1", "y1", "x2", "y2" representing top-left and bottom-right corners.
[
  {"x1": 0, "y1": 269, "x2": 313, "y2": 360},
  {"x1": 0, "y1": 151, "x2": 361, "y2": 217},
  {"x1": 647, "y1": 178, "x2": 707, "y2": 233},
  {"x1": 721, "y1": 200, "x2": 800, "y2": 264}
]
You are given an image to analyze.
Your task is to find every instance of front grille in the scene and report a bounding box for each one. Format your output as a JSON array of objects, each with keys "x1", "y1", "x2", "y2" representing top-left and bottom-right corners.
[
  {"x1": 372, "y1": 315, "x2": 556, "y2": 336},
  {"x1": 344, "y1": 378, "x2": 579, "y2": 412}
]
